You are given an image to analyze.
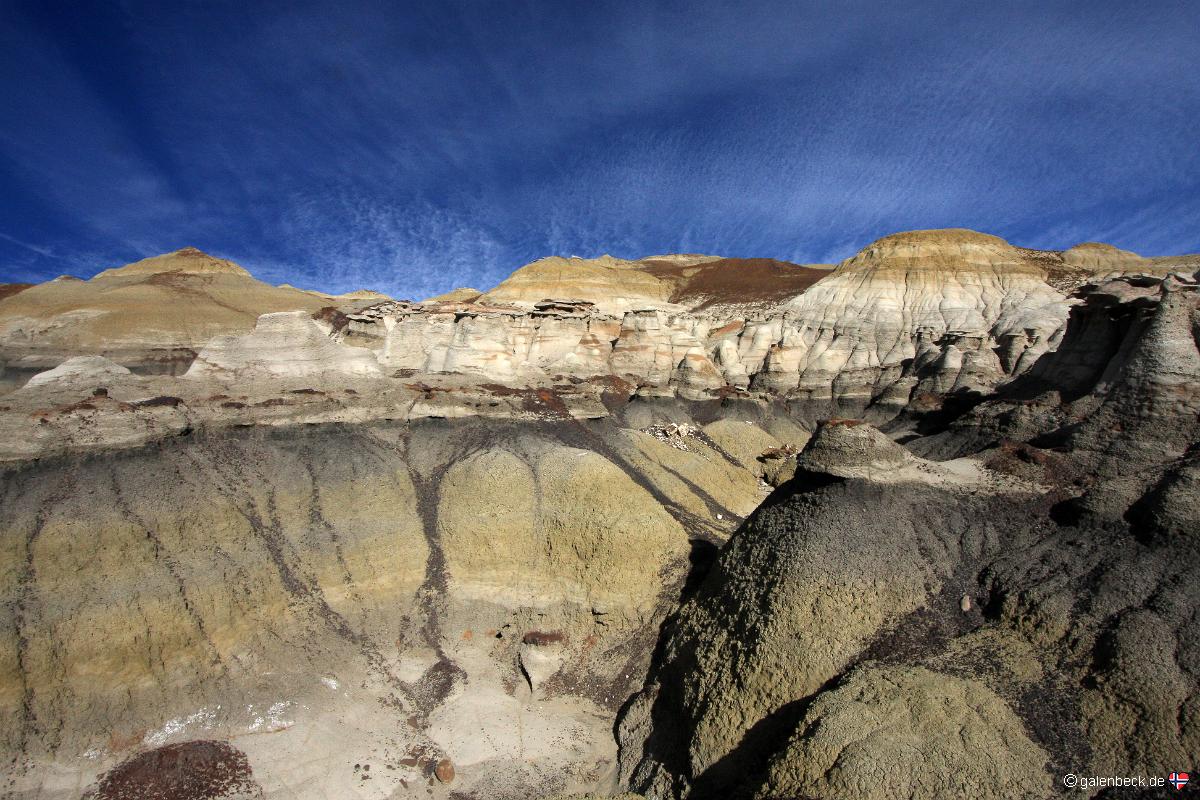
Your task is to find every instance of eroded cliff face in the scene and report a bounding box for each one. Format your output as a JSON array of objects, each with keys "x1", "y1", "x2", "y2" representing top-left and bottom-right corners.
[
  {"x1": 1, "y1": 411, "x2": 797, "y2": 799},
  {"x1": 310, "y1": 230, "x2": 1110, "y2": 415},
  {"x1": 1, "y1": 231, "x2": 1196, "y2": 800},
  {"x1": 3, "y1": 231, "x2": 1178, "y2": 418},
  {"x1": 617, "y1": 269, "x2": 1200, "y2": 800},
  {"x1": 0, "y1": 248, "x2": 374, "y2": 385}
]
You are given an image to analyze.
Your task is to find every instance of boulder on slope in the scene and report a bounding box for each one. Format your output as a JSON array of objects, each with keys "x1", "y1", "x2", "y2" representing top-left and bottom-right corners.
[
  {"x1": 22, "y1": 355, "x2": 133, "y2": 389},
  {"x1": 794, "y1": 418, "x2": 912, "y2": 478}
]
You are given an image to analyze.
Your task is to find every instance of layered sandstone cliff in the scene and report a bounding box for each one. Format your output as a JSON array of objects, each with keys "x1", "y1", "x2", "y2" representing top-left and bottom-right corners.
[
  {"x1": 324, "y1": 231, "x2": 1080, "y2": 416},
  {"x1": 186, "y1": 311, "x2": 383, "y2": 379},
  {"x1": 1, "y1": 231, "x2": 1196, "y2": 800},
  {"x1": 617, "y1": 268, "x2": 1200, "y2": 800},
  {"x1": 0, "y1": 248, "x2": 370, "y2": 380},
  {"x1": 4, "y1": 231, "x2": 1178, "y2": 415}
]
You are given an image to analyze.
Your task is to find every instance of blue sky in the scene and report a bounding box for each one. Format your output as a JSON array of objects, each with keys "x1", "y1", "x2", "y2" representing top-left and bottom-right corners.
[{"x1": 1, "y1": 0, "x2": 1198, "y2": 298}]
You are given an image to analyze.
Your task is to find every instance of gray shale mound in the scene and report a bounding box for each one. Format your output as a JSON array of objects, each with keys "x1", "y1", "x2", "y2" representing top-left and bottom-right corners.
[
  {"x1": 2, "y1": 242, "x2": 1197, "y2": 800},
  {"x1": 617, "y1": 270, "x2": 1200, "y2": 800}
]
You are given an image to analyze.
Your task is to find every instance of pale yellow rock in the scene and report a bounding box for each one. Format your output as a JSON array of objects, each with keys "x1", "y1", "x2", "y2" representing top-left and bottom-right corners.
[
  {"x1": 700, "y1": 419, "x2": 781, "y2": 471},
  {"x1": 93, "y1": 247, "x2": 253, "y2": 278},
  {"x1": 1061, "y1": 241, "x2": 1149, "y2": 271},
  {"x1": 481, "y1": 255, "x2": 676, "y2": 313},
  {"x1": 615, "y1": 429, "x2": 765, "y2": 524},
  {"x1": 281, "y1": 284, "x2": 393, "y2": 303},
  {"x1": 438, "y1": 448, "x2": 539, "y2": 606},
  {"x1": 0, "y1": 440, "x2": 429, "y2": 761},
  {"x1": 437, "y1": 446, "x2": 688, "y2": 617},
  {"x1": 757, "y1": 666, "x2": 1052, "y2": 800},
  {"x1": 0, "y1": 248, "x2": 329, "y2": 370},
  {"x1": 424, "y1": 287, "x2": 482, "y2": 303}
]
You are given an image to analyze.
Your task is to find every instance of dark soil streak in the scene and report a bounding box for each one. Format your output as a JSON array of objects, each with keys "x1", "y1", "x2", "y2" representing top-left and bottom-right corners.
[
  {"x1": 646, "y1": 458, "x2": 740, "y2": 537},
  {"x1": 8, "y1": 468, "x2": 74, "y2": 760},
  {"x1": 550, "y1": 561, "x2": 690, "y2": 715},
  {"x1": 178, "y1": 438, "x2": 412, "y2": 700},
  {"x1": 106, "y1": 468, "x2": 225, "y2": 673},
  {"x1": 543, "y1": 419, "x2": 715, "y2": 537},
  {"x1": 692, "y1": 430, "x2": 745, "y2": 471},
  {"x1": 398, "y1": 427, "x2": 467, "y2": 717},
  {"x1": 5, "y1": 477, "x2": 38, "y2": 764},
  {"x1": 297, "y1": 451, "x2": 356, "y2": 590},
  {"x1": 350, "y1": 423, "x2": 470, "y2": 718}
]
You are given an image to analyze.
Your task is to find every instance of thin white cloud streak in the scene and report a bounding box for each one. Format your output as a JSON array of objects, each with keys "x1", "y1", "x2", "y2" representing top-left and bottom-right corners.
[
  {"x1": 1, "y1": 0, "x2": 1197, "y2": 292},
  {"x1": 245, "y1": 192, "x2": 508, "y2": 298}
]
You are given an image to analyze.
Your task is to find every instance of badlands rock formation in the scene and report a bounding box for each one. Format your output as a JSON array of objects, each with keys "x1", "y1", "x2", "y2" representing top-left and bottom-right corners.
[
  {"x1": 0, "y1": 248, "x2": 371, "y2": 383},
  {"x1": 0, "y1": 410, "x2": 780, "y2": 799},
  {"x1": 477, "y1": 254, "x2": 830, "y2": 318},
  {"x1": 186, "y1": 311, "x2": 382, "y2": 379},
  {"x1": 618, "y1": 268, "x2": 1200, "y2": 799},
  {"x1": 6, "y1": 230, "x2": 1172, "y2": 412},
  {"x1": 426, "y1": 287, "x2": 483, "y2": 304},
  {"x1": 281, "y1": 284, "x2": 394, "y2": 304},
  {"x1": 0, "y1": 283, "x2": 33, "y2": 302},
  {"x1": 638, "y1": 256, "x2": 831, "y2": 316},
  {"x1": 324, "y1": 231, "x2": 1096, "y2": 416},
  {"x1": 0, "y1": 230, "x2": 1196, "y2": 800},
  {"x1": 479, "y1": 255, "x2": 682, "y2": 313},
  {"x1": 20, "y1": 355, "x2": 133, "y2": 390}
]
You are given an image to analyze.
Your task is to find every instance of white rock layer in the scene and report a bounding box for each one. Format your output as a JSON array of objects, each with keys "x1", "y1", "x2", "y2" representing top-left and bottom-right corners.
[{"x1": 186, "y1": 311, "x2": 382, "y2": 378}]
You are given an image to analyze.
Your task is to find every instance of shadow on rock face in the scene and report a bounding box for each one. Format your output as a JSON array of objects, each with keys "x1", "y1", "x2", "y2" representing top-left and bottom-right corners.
[
  {"x1": 681, "y1": 539, "x2": 720, "y2": 599},
  {"x1": 84, "y1": 740, "x2": 262, "y2": 800}
]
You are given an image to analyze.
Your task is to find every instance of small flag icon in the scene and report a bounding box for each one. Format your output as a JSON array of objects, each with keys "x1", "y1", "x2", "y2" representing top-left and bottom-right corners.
[{"x1": 1169, "y1": 772, "x2": 1190, "y2": 790}]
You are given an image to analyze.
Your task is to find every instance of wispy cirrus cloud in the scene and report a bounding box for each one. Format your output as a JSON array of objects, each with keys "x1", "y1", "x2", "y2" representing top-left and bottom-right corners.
[{"x1": 1, "y1": 0, "x2": 1197, "y2": 295}]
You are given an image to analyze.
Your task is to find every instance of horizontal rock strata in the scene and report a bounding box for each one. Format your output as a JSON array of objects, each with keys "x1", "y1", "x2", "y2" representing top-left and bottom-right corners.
[
  {"x1": 2, "y1": 230, "x2": 1197, "y2": 800},
  {"x1": 617, "y1": 268, "x2": 1200, "y2": 800}
]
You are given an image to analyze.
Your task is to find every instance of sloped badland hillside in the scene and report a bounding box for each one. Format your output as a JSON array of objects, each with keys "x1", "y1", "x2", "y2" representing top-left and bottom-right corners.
[{"x1": 1, "y1": 230, "x2": 1197, "y2": 799}]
